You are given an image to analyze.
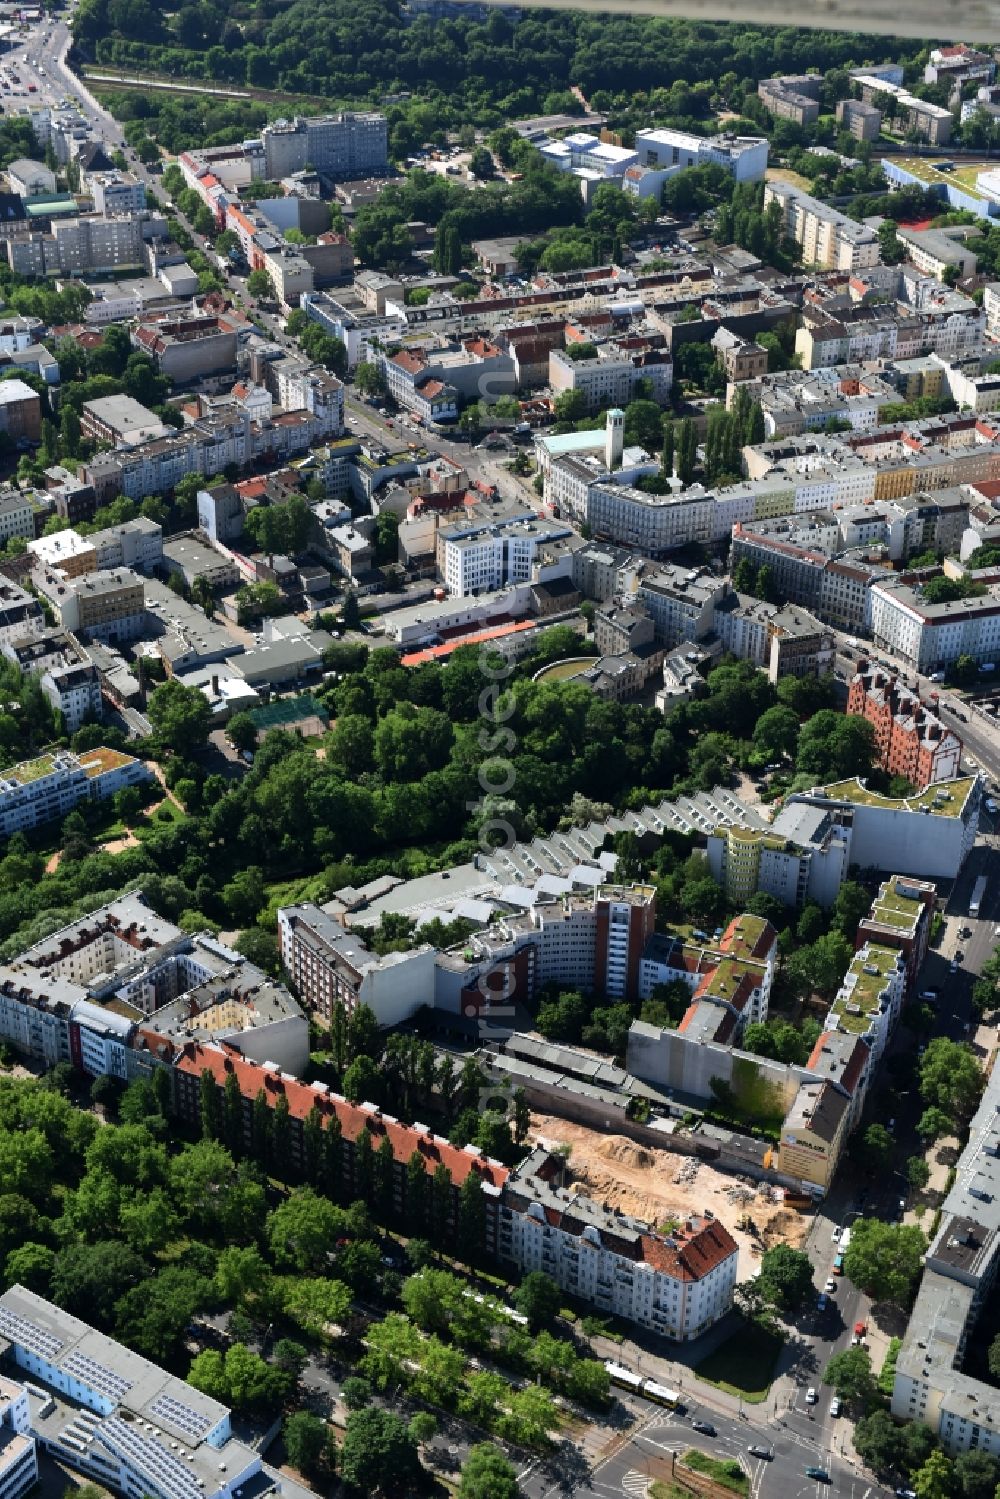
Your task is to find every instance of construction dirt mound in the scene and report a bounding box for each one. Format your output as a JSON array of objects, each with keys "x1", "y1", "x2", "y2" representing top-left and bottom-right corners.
[
  {"x1": 529, "y1": 1110, "x2": 808, "y2": 1277},
  {"x1": 594, "y1": 1136, "x2": 657, "y2": 1170}
]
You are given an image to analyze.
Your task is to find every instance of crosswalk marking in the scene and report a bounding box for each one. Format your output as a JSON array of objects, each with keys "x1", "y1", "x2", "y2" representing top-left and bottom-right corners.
[{"x1": 622, "y1": 1471, "x2": 651, "y2": 1497}]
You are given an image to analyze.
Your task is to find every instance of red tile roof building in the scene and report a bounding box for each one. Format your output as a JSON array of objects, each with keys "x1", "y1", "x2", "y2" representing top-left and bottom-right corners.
[
  {"x1": 500, "y1": 1147, "x2": 738, "y2": 1337},
  {"x1": 173, "y1": 1040, "x2": 507, "y2": 1253}
]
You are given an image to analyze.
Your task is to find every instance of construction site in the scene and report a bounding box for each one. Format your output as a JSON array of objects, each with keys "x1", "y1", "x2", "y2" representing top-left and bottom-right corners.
[{"x1": 529, "y1": 1111, "x2": 809, "y2": 1277}]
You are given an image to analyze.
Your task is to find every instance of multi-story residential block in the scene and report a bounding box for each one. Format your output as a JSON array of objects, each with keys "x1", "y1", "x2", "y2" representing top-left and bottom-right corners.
[
  {"x1": 548, "y1": 344, "x2": 672, "y2": 414},
  {"x1": 83, "y1": 412, "x2": 253, "y2": 502},
  {"x1": 0, "y1": 1374, "x2": 37, "y2": 1499},
  {"x1": 260, "y1": 113, "x2": 388, "y2": 181},
  {"x1": 87, "y1": 516, "x2": 163, "y2": 575},
  {"x1": 0, "y1": 747, "x2": 150, "y2": 837},
  {"x1": 925, "y1": 43, "x2": 995, "y2": 89},
  {"x1": 870, "y1": 576, "x2": 1000, "y2": 671},
  {"x1": 277, "y1": 902, "x2": 436, "y2": 1025},
  {"x1": 848, "y1": 663, "x2": 963, "y2": 785},
  {"x1": 300, "y1": 290, "x2": 407, "y2": 370},
  {"x1": 707, "y1": 800, "x2": 853, "y2": 909},
  {"x1": 499, "y1": 1148, "x2": 739, "y2": 1338},
  {"x1": 175, "y1": 1037, "x2": 507, "y2": 1251},
  {"x1": 776, "y1": 1075, "x2": 851, "y2": 1194},
  {"x1": 763, "y1": 181, "x2": 879, "y2": 271},
  {"x1": 0, "y1": 1285, "x2": 274, "y2": 1499},
  {"x1": 897, "y1": 225, "x2": 979, "y2": 283},
  {"x1": 633, "y1": 564, "x2": 728, "y2": 646},
  {"x1": 443, "y1": 884, "x2": 657, "y2": 1012},
  {"x1": 34, "y1": 567, "x2": 145, "y2": 643},
  {"x1": 836, "y1": 98, "x2": 882, "y2": 141},
  {"x1": 40, "y1": 660, "x2": 102, "y2": 733},
  {"x1": 713, "y1": 327, "x2": 768, "y2": 383},
  {"x1": 826, "y1": 939, "x2": 906, "y2": 1066},
  {"x1": 8, "y1": 215, "x2": 149, "y2": 278},
  {"x1": 765, "y1": 605, "x2": 835, "y2": 682},
  {"x1": 132, "y1": 315, "x2": 238, "y2": 383},
  {"x1": 788, "y1": 775, "x2": 980, "y2": 881},
  {"x1": 852, "y1": 71, "x2": 953, "y2": 144},
  {"x1": 0, "y1": 489, "x2": 36, "y2": 546},
  {"x1": 88, "y1": 170, "x2": 145, "y2": 216},
  {"x1": 891, "y1": 1063, "x2": 1000, "y2": 1455},
  {"x1": 857, "y1": 873, "x2": 936, "y2": 989},
  {"x1": 436, "y1": 510, "x2": 572, "y2": 596},
  {"x1": 758, "y1": 75, "x2": 822, "y2": 127}
]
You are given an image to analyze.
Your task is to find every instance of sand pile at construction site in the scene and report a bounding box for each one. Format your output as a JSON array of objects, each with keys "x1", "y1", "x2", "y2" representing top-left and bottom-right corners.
[{"x1": 530, "y1": 1112, "x2": 807, "y2": 1275}]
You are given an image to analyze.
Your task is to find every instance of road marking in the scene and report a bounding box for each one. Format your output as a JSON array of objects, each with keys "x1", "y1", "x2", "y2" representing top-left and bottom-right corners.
[{"x1": 622, "y1": 1472, "x2": 652, "y2": 1498}]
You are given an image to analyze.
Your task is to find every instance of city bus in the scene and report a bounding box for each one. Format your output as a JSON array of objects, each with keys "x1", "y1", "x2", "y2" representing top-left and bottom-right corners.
[
  {"x1": 605, "y1": 1361, "x2": 644, "y2": 1394},
  {"x1": 643, "y1": 1381, "x2": 682, "y2": 1408}
]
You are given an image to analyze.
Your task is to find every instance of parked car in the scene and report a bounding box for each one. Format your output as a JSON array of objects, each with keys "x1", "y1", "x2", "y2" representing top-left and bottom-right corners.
[
  {"x1": 824, "y1": 1278, "x2": 836, "y2": 1293},
  {"x1": 806, "y1": 1387, "x2": 818, "y2": 1404},
  {"x1": 816, "y1": 1294, "x2": 827, "y2": 1311},
  {"x1": 830, "y1": 1398, "x2": 841, "y2": 1417}
]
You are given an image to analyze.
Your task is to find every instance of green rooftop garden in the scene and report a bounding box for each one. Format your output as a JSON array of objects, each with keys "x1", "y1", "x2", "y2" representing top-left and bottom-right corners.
[
  {"x1": 824, "y1": 776, "x2": 974, "y2": 815},
  {"x1": 830, "y1": 944, "x2": 899, "y2": 1032},
  {"x1": 9, "y1": 755, "x2": 57, "y2": 785}
]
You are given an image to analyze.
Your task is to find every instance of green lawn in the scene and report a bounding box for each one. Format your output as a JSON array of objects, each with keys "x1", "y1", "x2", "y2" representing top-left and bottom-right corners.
[
  {"x1": 693, "y1": 1320, "x2": 782, "y2": 1403},
  {"x1": 682, "y1": 1451, "x2": 749, "y2": 1495}
]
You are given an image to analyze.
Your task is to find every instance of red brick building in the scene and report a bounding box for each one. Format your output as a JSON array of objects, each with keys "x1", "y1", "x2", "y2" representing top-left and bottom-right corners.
[{"x1": 847, "y1": 663, "x2": 962, "y2": 787}]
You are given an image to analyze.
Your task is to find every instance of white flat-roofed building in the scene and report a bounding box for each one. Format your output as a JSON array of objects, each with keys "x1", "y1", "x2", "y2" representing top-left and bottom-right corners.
[
  {"x1": 870, "y1": 577, "x2": 1000, "y2": 671},
  {"x1": 436, "y1": 511, "x2": 572, "y2": 596},
  {"x1": 790, "y1": 775, "x2": 980, "y2": 881},
  {"x1": 0, "y1": 1285, "x2": 267, "y2": 1499},
  {"x1": 0, "y1": 1375, "x2": 37, "y2": 1499},
  {"x1": 0, "y1": 747, "x2": 151, "y2": 837},
  {"x1": 632, "y1": 128, "x2": 768, "y2": 184}
]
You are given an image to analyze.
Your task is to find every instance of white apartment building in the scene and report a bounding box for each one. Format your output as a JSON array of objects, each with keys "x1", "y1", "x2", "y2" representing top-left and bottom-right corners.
[
  {"x1": 635, "y1": 565, "x2": 729, "y2": 646},
  {"x1": 88, "y1": 516, "x2": 163, "y2": 574},
  {"x1": 88, "y1": 171, "x2": 145, "y2": 216},
  {"x1": 500, "y1": 1148, "x2": 739, "y2": 1339},
  {"x1": 549, "y1": 346, "x2": 672, "y2": 414},
  {"x1": 870, "y1": 578, "x2": 1000, "y2": 671},
  {"x1": 763, "y1": 181, "x2": 879, "y2": 271},
  {"x1": 0, "y1": 491, "x2": 35, "y2": 546},
  {"x1": 0, "y1": 1375, "x2": 37, "y2": 1499},
  {"x1": 437, "y1": 512, "x2": 572, "y2": 596},
  {"x1": 586, "y1": 481, "x2": 715, "y2": 554},
  {"x1": 40, "y1": 661, "x2": 102, "y2": 733},
  {"x1": 260, "y1": 112, "x2": 388, "y2": 180},
  {"x1": 0, "y1": 747, "x2": 151, "y2": 837}
]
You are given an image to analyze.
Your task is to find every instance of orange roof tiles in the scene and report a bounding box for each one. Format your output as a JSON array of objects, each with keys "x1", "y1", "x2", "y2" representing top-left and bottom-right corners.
[{"x1": 176, "y1": 1041, "x2": 509, "y2": 1192}]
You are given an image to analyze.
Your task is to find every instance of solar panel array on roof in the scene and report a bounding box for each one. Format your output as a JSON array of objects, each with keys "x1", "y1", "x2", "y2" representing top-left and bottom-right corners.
[
  {"x1": 62, "y1": 1350, "x2": 133, "y2": 1403},
  {"x1": 0, "y1": 1306, "x2": 63, "y2": 1360},
  {"x1": 149, "y1": 1392, "x2": 214, "y2": 1441},
  {"x1": 99, "y1": 1417, "x2": 204, "y2": 1499}
]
